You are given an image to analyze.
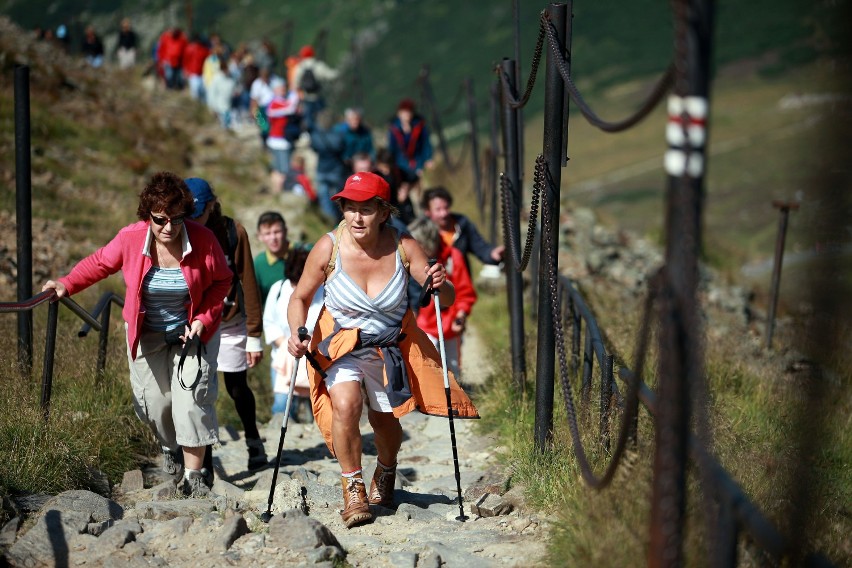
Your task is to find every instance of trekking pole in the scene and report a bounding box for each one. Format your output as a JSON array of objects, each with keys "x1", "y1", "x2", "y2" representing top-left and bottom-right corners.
[
  {"x1": 426, "y1": 258, "x2": 469, "y2": 522},
  {"x1": 261, "y1": 326, "x2": 309, "y2": 523}
]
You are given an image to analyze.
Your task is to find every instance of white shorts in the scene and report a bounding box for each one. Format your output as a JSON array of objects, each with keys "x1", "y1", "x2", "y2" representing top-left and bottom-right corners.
[
  {"x1": 324, "y1": 350, "x2": 392, "y2": 413},
  {"x1": 217, "y1": 315, "x2": 248, "y2": 373}
]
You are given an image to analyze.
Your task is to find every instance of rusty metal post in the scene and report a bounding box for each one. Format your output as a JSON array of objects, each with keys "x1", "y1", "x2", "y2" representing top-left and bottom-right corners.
[
  {"x1": 765, "y1": 200, "x2": 799, "y2": 349},
  {"x1": 40, "y1": 300, "x2": 58, "y2": 421},
  {"x1": 500, "y1": 58, "x2": 527, "y2": 393},
  {"x1": 512, "y1": 0, "x2": 525, "y2": 193},
  {"x1": 534, "y1": 2, "x2": 569, "y2": 451},
  {"x1": 96, "y1": 299, "x2": 112, "y2": 378},
  {"x1": 15, "y1": 65, "x2": 33, "y2": 375},
  {"x1": 581, "y1": 331, "x2": 593, "y2": 410},
  {"x1": 314, "y1": 28, "x2": 328, "y2": 61},
  {"x1": 488, "y1": 80, "x2": 501, "y2": 245},
  {"x1": 185, "y1": 0, "x2": 193, "y2": 34},
  {"x1": 649, "y1": 0, "x2": 715, "y2": 565}
]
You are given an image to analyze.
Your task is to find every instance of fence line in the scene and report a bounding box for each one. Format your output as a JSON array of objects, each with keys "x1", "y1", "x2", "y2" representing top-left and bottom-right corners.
[{"x1": 1, "y1": 291, "x2": 125, "y2": 420}]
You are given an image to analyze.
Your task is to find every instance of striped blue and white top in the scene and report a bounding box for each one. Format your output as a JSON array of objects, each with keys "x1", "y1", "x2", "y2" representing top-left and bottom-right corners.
[
  {"x1": 324, "y1": 233, "x2": 409, "y2": 336},
  {"x1": 141, "y1": 266, "x2": 189, "y2": 332}
]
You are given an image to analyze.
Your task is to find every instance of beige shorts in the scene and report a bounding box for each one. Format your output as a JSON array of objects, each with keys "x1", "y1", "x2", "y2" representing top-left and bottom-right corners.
[
  {"x1": 324, "y1": 350, "x2": 392, "y2": 413},
  {"x1": 217, "y1": 315, "x2": 248, "y2": 373},
  {"x1": 127, "y1": 325, "x2": 220, "y2": 449}
]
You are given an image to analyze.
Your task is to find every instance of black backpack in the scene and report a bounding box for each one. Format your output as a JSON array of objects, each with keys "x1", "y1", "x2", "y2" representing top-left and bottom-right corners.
[
  {"x1": 299, "y1": 66, "x2": 320, "y2": 94},
  {"x1": 284, "y1": 114, "x2": 303, "y2": 143},
  {"x1": 224, "y1": 217, "x2": 246, "y2": 317}
]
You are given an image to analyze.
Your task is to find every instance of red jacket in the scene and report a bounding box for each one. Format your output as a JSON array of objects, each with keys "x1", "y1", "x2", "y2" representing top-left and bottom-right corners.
[
  {"x1": 416, "y1": 243, "x2": 477, "y2": 340},
  {"x1": 182, "y1": 41, "x2": 209, "y2": 75},
  {"x1": 157, "y1": 29, "x2": 187, "y2": 68},
  {"x1": 58, "y1": 220, "x2": 233, "y2": 360}
]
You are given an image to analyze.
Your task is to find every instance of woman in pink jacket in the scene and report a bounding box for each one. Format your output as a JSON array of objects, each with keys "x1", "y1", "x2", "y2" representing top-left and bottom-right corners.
[{"x1": 42, "y1": 172, "x2": 233, "y2": 498}]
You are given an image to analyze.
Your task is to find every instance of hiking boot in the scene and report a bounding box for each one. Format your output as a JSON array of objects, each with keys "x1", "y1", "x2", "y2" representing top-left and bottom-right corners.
[
  {"x1": 340, "y1": 475, "x2": 372, "y2": 528},
  {"x1": 162, "y1": 447, "x2": 183, "y2": 479},
  {"x1": 181, "y1": 468, "x2": 213, "y2": 498},
  {"x1": 368, "y1": 462, "x2": 397, "y2": 507},
  {"x1": 246, "y1": 437, "x2": 269, "y2": 471}
]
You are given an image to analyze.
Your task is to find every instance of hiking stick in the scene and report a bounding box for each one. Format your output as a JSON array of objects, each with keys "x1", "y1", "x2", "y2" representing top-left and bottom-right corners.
[
  {"x1": 261, "y1": 326, "x2": 309, "y2": 523},
  {"x1": 428, "y1": 259, "x2": 469, "y2": 522}
]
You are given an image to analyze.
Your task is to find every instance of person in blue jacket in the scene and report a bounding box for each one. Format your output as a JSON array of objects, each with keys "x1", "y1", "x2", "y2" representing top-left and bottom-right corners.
[{"x1": 387, "y1": 98, "x2": 434, "y2": 184}]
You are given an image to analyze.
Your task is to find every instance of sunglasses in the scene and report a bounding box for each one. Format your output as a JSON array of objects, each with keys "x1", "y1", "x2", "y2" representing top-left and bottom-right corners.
[{"x1": 151, "y1": 214, "x2": 185, "y2": 226}]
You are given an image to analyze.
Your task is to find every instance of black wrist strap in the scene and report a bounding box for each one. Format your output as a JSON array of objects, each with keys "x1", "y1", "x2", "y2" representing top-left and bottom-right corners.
[{"x1": 178, "y1": 335, "x2": 205, "y2": 391}]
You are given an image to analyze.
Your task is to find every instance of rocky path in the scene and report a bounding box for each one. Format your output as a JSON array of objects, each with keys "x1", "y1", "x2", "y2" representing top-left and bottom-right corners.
[{"x1": 3, "y1": 391, "x2": 549, "y2": 567}]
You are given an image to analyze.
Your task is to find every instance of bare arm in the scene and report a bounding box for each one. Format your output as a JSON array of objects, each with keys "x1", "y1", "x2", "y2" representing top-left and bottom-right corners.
[
  {"x1": 401, "y1": 234, "x2": 455, "y2": 307},
  {"x1": 286, "y1": 235, "x2": 332, "y2": 357}
]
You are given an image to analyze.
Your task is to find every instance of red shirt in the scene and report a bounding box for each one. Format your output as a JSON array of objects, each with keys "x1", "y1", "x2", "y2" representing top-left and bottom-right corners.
[
  {"x1": 182, "y1": 41, "x2": 210, "y2": 75},
  {"x1": 416, "y1": 243, "x2": 477, "y2": 340}
]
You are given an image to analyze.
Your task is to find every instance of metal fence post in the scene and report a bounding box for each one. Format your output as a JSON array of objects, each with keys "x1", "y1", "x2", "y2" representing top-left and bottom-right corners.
[
  {"x1": 499, "y1": 58, "x2": 527, "y2": 393},
  {"x1": 600, "y1": 354, "x2": 613, "y2": 451},
  {"x1": 96, "y1": 299, "x2": 111, "y2": 377},
  {"x1": 535, "y1": 2, "x2": 569, "y2": 451},
  {"x1": 488, "y1": 80, "x2": 501, "y2": 245},
  {"x1": 649, "y1": 0, "x2": 715, "y2": 565},
  {"x1": 40, "y1": 301, "x2": 59, "y2": 421},
  {"x1": 15, "y1": 65, "x2": 33, "y2": 376},
  {"x1": 765, "y1": 200, "x2": 799, "y2": 349}
]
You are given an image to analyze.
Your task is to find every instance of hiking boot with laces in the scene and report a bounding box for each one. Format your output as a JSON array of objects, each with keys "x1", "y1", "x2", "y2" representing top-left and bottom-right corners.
[
  {"x1": 368, "y1": 462, "x2": 397, "y2": 507},
  {"x1": 340, "y1": 475, "x2": 372, "y2": 528},
  {"x1": 181, "y1": 468, "x2": 213, "y2": 498},
  {"x1": 246, "y1": 437, "x2": 269, "y2": 471},
  {"x1": 162, "y1": 447, "x2": 183, "y2": 479}
]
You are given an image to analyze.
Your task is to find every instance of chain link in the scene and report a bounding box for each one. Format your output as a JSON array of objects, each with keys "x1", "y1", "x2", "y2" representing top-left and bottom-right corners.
[
  {"x1": 499, "y1": 154, "x2": 544, "y2": 272},
  {"x1": 538, "y1": 155, "x2": 658, "y2": 489},
  {"x1": 497, "y1": 13, "x2": 546, "y2": 110},
  {"x1": 541, "y1": 12, "x2": 674, "y2": 133}
]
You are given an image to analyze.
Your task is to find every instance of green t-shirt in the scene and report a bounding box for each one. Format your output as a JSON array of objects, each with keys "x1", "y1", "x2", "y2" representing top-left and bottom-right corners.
[{"x1": 253, "y1": 250, "x2": 285, "y2": 308}]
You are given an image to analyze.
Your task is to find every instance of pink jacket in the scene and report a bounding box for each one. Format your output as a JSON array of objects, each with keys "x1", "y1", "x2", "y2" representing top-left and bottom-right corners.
[{"x1": 58, "y1": 220, "x2": 233, "y2": 360}]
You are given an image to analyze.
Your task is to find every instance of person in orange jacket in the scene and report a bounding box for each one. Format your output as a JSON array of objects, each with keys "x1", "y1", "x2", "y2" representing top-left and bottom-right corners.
[{"x1": 286, "y1": 172, "x2": 478, "y2": 529}]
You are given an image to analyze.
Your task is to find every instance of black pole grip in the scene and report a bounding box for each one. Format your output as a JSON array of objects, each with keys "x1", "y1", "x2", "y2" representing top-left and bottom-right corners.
[
  {"x1": 418, "y1": 258, "x2": 439, "y2": 307},
  {"x1": 298, "y1": 326, "x2": 309, "y2": 342}
]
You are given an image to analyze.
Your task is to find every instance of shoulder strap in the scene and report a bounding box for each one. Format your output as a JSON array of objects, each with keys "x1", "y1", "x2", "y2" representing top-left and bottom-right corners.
[
  {"x1": 325, "y1": 221, "x2": 347, "y2": 280},
  {"x1": 225, "y1": 217, "x2": 246, "y2": 316},
  {"x1": 395, "y1": 228, "x2": 410, "y2": 273}
]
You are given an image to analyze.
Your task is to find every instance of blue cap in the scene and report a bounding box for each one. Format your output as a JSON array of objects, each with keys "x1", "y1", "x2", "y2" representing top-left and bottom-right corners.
[{"x1": 185, "y1": 177, "x2": 215, "y2": 219}]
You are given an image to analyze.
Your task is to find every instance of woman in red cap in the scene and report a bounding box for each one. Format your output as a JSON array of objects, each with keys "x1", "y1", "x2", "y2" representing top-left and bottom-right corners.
[{"x1": 286, "y1": 171, "x2": 478, "y2": 528}]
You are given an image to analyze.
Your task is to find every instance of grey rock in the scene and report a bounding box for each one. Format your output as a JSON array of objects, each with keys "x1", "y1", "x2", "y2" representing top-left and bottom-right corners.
[
  {"x1": 151, "y1": 480, "x2": 176, "y2": 501},
  {"x1": 291, "y1": 466, "x2": 319, "y2": 484},
  {"x1": 267, "y1": 509, "x2": 342, "y2": 553},
  {"x1": 89, "y1": 524, "x2": 135, "y2": 554},
  {"x1": 423, "y1": 541, "x2": 492, "y2": 568},
  {"x1": 42, "y1": 489, "x2": 123, "y2": 522},
  {"x1": 472, "y1": 493, "x2": 513, "y2": 517},
  {"x1": 212, "y1": 478, "x2": 245, "y2": 500},
  {"x1": 219, "y1": 515, "x2": 249, "y2": 551},
  {"x1": 416, "y1": 549, "x2": 442, "y2": 568},
  {"x1": 463, "y1": 471, "x2": 511, "y2": 502},
  {"x1": 396, "y1": 503, "x2": 441, "y2": 522},
  {"x1": 87, "y1": 519, "x2": 114, "y2": 536},
  {"x1": 388, "y1": 551, "x2": 418, "y2": 567},
  {"x1": 10, "y1": 493, "x2": 51, "y2": 513},
  {"x1": 6, "y1": 509, "x2": 91, "y2": 567},
  {"x1": 307, "y1": 544, "x2": 346, "y2": 563},
  {"x1": 121, "y1": 470, "x2": 145, "y2": 493},
  {"x1": 0, "y1": 516, "x2": 20, "y2": 546},
  {"x1": 134, "y1": 499, "x2": 216, "y2": 520}
]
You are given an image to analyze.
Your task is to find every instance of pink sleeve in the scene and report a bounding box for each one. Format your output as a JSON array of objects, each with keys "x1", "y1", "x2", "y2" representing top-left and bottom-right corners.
[{"x1": 58, "y1": 232, "x2": 126, "y2": 296}]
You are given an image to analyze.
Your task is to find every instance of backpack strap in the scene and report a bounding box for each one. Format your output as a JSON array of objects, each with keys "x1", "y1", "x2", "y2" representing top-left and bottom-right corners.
[
  {"x1": 394, "y1": 228, "x2": 410, "y2": 274},
  {"x1": 225, "y1": 217, "x2": 246, "y2": 317},
  {"x1": 324, "y1": 220, "x2": 347, "y2": 281}
]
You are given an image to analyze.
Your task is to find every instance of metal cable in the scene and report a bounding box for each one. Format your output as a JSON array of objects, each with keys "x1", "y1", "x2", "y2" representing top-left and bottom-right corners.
[
  {"x1": 540, "y1": 158, "x2": 659, "y2": 489},
  {"x1": 541, "y1": 12, "x2": 674, "y2": 133},
  {"x1": 440, "y1": 81, "x2": 467, "y2": 117},
  {"x1": 499, "y1": 154, "x2": 544, "y2": 272},
  {"x1": 496, "y1": 14, "x2": 546, "y2": 110}
]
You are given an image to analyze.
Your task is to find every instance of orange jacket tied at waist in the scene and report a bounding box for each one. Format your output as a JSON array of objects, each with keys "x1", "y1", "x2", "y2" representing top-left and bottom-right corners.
[{"x1": 306, "y1": 306, "x2": 479, "y2": 456}]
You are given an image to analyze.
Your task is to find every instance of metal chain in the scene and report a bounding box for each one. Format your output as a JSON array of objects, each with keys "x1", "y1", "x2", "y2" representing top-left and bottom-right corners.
[
  {"x1": 497, "y1": 14, "x2": 546, "y2": 110},
  {"x1": 499, "y1": 154, "x2": 544, "y2": 272},
  {"x1": 540, "y1": 156, "x2": 659, "y2": 489},
  {"x1": 541, "y1": 11, "x2": 674, "y2": 133}
]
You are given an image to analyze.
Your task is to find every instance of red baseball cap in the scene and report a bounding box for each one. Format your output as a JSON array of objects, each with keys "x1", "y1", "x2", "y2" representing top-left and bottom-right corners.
[{"x1": 332, "y1": 171, "x2": 390, "y2": 203}]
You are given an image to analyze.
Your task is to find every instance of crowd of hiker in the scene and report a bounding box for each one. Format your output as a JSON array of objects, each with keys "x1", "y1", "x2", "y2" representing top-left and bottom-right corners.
[{"x1": 37, "y1": 17, "x2": 505, "y2": 527}]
